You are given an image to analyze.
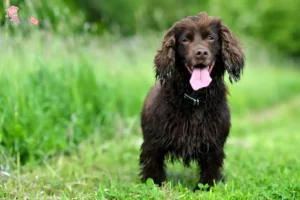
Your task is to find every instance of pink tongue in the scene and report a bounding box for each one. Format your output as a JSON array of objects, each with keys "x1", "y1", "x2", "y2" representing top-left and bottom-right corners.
[{"x1": 189, "y1": 67, "x2": 212, "y2": 90}]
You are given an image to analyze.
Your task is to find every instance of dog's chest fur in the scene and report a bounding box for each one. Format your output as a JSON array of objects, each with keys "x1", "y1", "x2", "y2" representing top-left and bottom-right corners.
[{"x1": 155, "y1": 100, "x2": 229, "y2": 165}]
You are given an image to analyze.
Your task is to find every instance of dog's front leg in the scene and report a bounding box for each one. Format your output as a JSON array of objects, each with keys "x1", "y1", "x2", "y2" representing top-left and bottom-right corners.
[
  {"x1": 194, "y1": 149, "x2": 225, "y2": 191},
  {"x1": 139, "y1": 142, "x2": 167, "y2": 186}
]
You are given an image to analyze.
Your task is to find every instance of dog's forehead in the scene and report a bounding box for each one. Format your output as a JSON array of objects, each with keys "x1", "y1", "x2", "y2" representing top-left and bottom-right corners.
[{"x1": 175, "y1": 14, "x2": 220, "y2": 32}]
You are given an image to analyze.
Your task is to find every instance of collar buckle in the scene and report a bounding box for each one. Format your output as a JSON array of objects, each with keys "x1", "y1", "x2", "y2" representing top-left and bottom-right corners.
[{"x1": 184, "y1": 93, "x2": 203, "y2": 106}]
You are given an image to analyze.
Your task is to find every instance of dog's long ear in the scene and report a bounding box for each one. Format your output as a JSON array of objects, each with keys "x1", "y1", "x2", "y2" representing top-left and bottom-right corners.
[
  {"x1": 220, "y1": 22, "x2": 245, "y2": 83},
  {"x1": 154, "y1": 27, "x2": 176, "y2": 84}
]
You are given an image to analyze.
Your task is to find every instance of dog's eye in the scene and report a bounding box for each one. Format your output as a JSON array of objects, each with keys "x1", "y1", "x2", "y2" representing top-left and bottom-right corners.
[
  {"x1": 181, "y1": 37, "x2": 190, "y2": 43},
  {"x1": 207, "y1": 35, "x2": 215, "y2": 41}
]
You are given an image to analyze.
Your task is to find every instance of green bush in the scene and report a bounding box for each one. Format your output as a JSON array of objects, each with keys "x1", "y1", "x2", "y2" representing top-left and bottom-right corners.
[
  {"x1": 79, "y1": 0, "x2": 300, "y2": 56},
  {"x1": 1, "y1": 0, "x2": 299, "y2": 55},
  {"x1": 1, "y1": 0, "x2": 86, "y2": 35}
]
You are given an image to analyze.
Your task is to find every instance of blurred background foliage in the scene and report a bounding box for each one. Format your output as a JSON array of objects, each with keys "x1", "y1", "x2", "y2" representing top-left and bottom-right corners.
[{"x1": 1, "y1": 0, "x2": 300, "y2": 56}]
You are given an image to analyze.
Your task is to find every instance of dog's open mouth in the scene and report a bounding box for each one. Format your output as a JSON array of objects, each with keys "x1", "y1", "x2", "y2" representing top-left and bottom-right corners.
[{"x1": 185, "y1": 62, "x2": 215, "y2": 91}]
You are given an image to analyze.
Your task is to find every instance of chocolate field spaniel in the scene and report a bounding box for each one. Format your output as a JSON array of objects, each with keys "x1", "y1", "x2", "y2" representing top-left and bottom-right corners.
[{"x1": 139, "y1": 12, "x2": 245, "y2": 191}]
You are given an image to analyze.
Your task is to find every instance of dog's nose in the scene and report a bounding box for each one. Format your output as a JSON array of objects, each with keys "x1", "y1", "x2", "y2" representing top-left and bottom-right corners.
[{"x1": 195, "y1": 48, "x2": 208, "y2": 58}]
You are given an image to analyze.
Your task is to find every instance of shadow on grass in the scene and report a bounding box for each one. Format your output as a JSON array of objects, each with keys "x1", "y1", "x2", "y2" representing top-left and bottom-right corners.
[{"x1": 165, "y1": 161, "x2": 199, "y2": 190}]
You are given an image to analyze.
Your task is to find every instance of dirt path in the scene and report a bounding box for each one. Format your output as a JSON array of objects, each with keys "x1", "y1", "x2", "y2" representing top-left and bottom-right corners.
[{"x1": 246, "y1": 95, "x2": 300, "y2": 124}]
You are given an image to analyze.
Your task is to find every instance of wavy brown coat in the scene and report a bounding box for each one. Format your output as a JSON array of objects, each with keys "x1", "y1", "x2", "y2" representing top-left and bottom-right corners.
[{"x1": 139, "y1": 12, "x2": 245, "y2": 191}]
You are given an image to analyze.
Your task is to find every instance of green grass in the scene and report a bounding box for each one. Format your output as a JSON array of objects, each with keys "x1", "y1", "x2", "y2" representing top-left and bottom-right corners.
[{"x1": 0, "y1": 31, "x2": 300, "y2": 199}]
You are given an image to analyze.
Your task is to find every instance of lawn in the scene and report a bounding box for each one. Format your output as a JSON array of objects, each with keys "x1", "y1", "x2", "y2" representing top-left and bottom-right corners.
[{"x1": 0, "y1": 31, "x2": 300, "y2": 199}]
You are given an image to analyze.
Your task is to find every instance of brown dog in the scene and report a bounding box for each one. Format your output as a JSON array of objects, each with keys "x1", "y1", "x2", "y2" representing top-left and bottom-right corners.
[{"x1": 139, "y1": 12, "x2": 245, "y2": 190}]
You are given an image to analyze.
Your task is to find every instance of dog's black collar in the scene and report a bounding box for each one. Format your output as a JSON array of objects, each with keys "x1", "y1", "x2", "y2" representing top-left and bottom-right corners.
[{"x1": 183, "y1": 93, "x2": 206, "y2": 106}]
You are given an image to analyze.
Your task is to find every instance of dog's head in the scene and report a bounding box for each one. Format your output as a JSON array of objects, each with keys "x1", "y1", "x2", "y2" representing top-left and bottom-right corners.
[{"x1": 154, "y1": 12, "x2": 245, "y2": 90}]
